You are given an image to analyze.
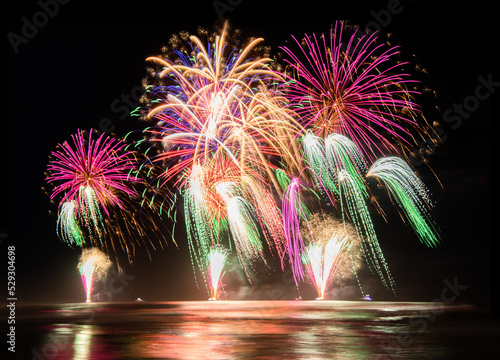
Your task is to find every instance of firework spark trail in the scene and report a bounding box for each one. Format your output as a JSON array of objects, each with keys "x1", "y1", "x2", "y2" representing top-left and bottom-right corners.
[
  {"x1": 337, "y1": 170, "x2": 395, "y2": 292},
  {"x1": 275, "y1": 168, "x2": 292, "y2": 192},
  {"x1": 56, "y1": 201, "x2": 84, "y2": 246},
  {"x1": 184, "y1": 164, "x2": 214, "y2": 283},
  {"x1": 304, "y1": 244, "x2": 323, "y2": 295},
  {"x1": 80, "y1": 262, "x2": 95, "y2": 303},
  {"x1": 280, "y1": 21, "x2": 434, "y2": 161},
  {"x1": 226, "y1": 196, "x2": 262, "y2": 254},
  {"x1": 208, "y1": 248, "x2": 227, "y2": 300},
  {"x1": 78, "y1": 185, "x2": 105, "y2": 243},
  {"x1": 300, "y1": 212, "x2": 364, "y2": 298},
  {"x1": 282, "y1": 177, "x2": 309, "y2": 282},
  {"x1": 77, "y1": 248, "x2": 112, "y2": 302},
  {"x1": 247, "y1": 187, "x2": 286, "y2": 258},
  {"x1": 301, "y1": 132, "x2": 368, "y2": 202},
  {"x1": 216, "y1": 182, "x2": 266, "y2": 279},
  {"x1": 367, "y1": 157, "x2": 440, "y2": 248},
  {"x1": 325, "y1": 133, "x2": 367, "y2": 189},
  {"x1": 302, "y1": 133, "x2": 337, "y2": 195}
]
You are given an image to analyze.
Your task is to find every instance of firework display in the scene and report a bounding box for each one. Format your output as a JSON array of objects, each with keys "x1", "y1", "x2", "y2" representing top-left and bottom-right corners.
[
  {"x1": 46, "y1": 129, "x2": 169, "y2": 271},
  {"x1": 284, "y1": 133, "x2": 394, "y2": 291},
  {"x1": 137, "y1": 22, "x2": 302, "y2": 292},
  {"x1": 45, "y1": 20, "x2": 442, "y2": 300}
]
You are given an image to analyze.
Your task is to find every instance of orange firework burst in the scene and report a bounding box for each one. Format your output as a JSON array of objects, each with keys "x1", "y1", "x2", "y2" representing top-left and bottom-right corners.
[{"x1": 137, "y1": 22, "x2": 302, "y2": 287}]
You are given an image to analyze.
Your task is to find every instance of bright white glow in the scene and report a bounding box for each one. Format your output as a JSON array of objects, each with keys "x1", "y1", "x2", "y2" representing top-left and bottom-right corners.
[
  {"x1": 189, "y1": 164, "x2": 205, "y2": 201},
  {"x1": 305, "y1": 234, "x2": 351, "y2": 300},
  {"x1": 208, "y1": 249, "x2": 227, "y2": 300},
  {"x1": 80, "y1": 262, "x2": 95, "y2": 302}
]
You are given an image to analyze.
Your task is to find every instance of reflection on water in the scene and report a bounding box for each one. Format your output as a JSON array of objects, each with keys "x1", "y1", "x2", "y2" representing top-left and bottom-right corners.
[
  {"x1": 73, "y1": 326, "x2": 92, "y2": 360},
  {"x1": 13, "y1": 301, "x2": 499, "y2": 360}
]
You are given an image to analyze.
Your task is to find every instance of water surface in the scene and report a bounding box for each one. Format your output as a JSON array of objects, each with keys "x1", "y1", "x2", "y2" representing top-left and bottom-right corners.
[{"x1": 12, "y1": 301, "x2": 500, "y2": 359}]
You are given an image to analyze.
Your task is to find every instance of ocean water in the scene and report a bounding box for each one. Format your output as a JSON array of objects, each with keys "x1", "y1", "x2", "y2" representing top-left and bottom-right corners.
[{"x1": 9, "y1": 301, "x2": 500, "y2": 359}]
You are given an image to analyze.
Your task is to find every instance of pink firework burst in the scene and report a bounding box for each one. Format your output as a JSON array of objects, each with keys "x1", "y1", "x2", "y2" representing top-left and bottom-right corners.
[
  {"x1": 46, "y1": 129, "x2": 139, "y2": 217},
  {"x1": 280, "y1": 21, "x2": 434, "y2": 160}
]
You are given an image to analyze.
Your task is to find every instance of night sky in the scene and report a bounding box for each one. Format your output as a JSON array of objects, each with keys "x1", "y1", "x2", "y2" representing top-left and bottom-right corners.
[{"x1": 7, "y1": 1, "x2": 492, "y2": 308}]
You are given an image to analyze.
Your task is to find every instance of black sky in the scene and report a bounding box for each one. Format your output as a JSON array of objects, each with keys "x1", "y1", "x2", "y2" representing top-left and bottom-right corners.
[{"x1": 6, "y1": 1, "x2": 492, "y2": 308}]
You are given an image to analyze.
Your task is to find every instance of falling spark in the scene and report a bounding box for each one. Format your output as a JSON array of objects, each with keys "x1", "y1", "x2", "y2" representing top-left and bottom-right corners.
[{"x1": 56, "y1": 201, "x2": 84, "y2": 246}]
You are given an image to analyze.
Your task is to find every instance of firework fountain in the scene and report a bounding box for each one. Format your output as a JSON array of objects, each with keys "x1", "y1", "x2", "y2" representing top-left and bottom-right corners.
[
  {"x1": 300, "y1": 213, "x2": 363, "y2": 299},
  {"x1": 207, "y1": 248, "x2": 228, "y2": 300},
  {"x1": 77, "y1": 248, "x2": 112, "y2": 302},
  {"x1": 303, "y1": 237, "x2": 350, "y2": 300}
]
